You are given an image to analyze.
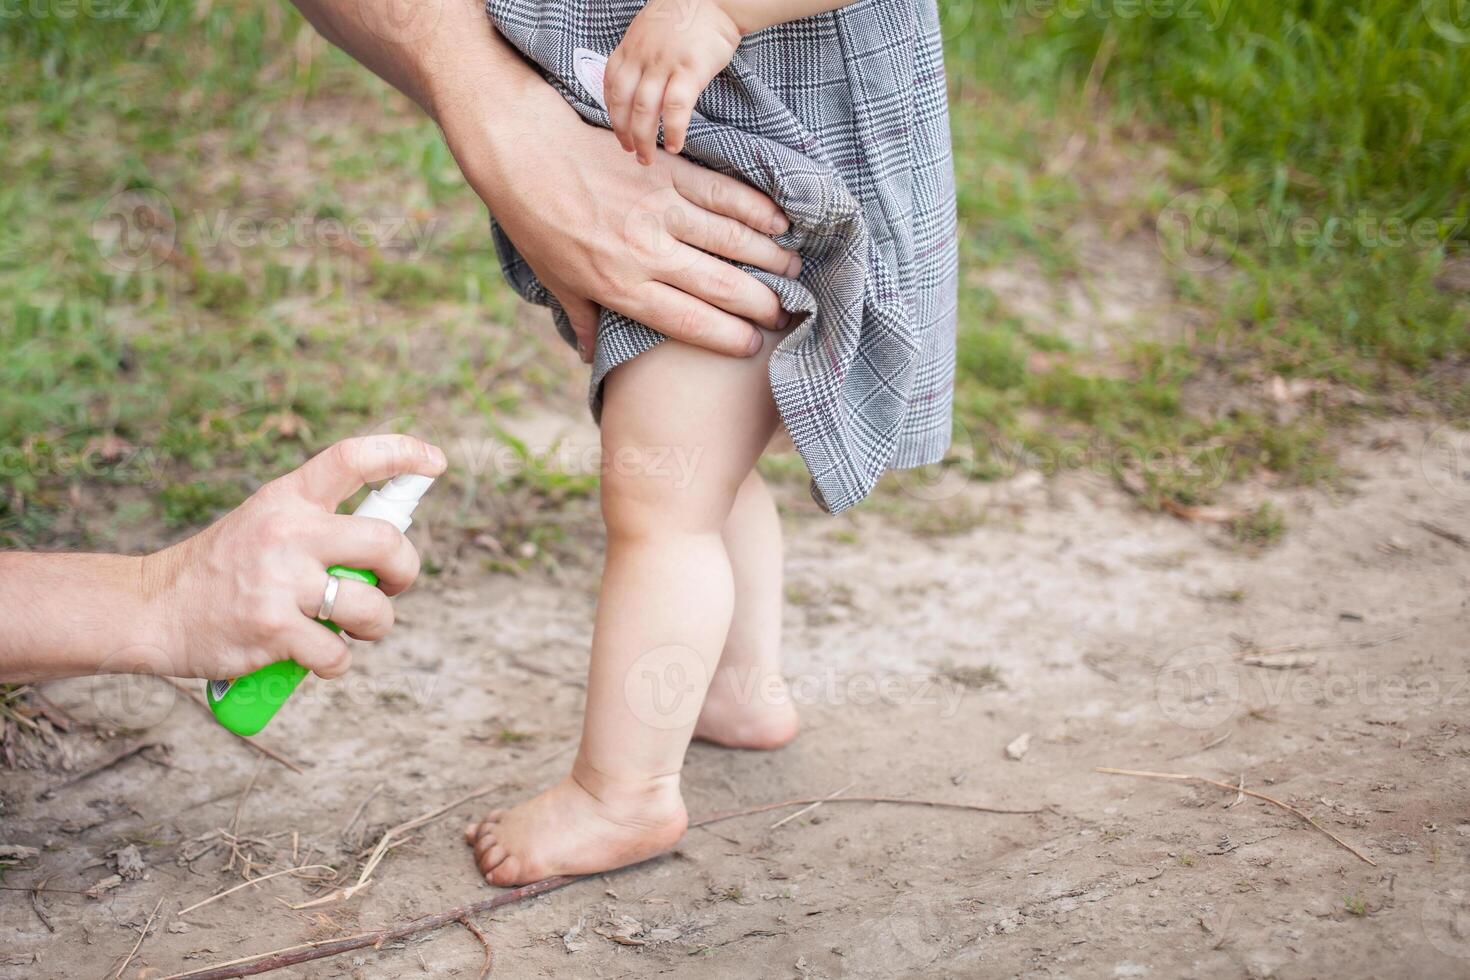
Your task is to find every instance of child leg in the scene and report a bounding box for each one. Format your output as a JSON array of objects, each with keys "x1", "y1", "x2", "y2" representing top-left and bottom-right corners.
[
  {"x1": 694, "y1": 470, "x2": 799, "y2": 749},
  {"x1": 466, "y1": 332, "x2": 782, "y2": 886}
]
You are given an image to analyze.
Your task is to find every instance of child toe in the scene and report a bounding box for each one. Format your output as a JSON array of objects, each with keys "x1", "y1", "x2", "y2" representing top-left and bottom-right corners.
[
  {"x1": 480, "y1": 843, "x2": 509, "y2": 874},
  {"x1": 488, "y1": 855, "x2": 521, "y2": 886}
]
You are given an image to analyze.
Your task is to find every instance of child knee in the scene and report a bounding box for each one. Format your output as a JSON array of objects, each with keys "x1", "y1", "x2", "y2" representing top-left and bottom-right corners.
[{"x1": 600, "y1": 450, "x2": 739, "y2": 539}]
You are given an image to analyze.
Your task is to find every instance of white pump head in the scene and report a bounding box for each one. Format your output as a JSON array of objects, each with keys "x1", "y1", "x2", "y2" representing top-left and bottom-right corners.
[{"x1": 351, "y1": 473, "x2": 435, "y2": 533}]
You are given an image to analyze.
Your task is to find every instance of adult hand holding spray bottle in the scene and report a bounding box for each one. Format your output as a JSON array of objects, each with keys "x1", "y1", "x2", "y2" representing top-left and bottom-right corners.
[{"x1": 206, "y1": 472, "x2": 436, "y2": 736}]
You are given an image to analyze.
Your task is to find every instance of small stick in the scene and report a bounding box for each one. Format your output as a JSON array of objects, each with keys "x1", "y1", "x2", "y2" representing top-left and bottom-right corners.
[
  {"x1": 36, "y1": 740, "x2": 163, "y2": 800},
  {"x1": 770, "y1": 782, "x2": 854, "y2": 829},
  {"x1": 162, "y1": 793, "x2": 1041, "y2": 979},
  {"x1": 697, "y1": 795, "x2": 1046, "y2": 827},
  {"x1": 341, "y1": 782, "x2": 384, "y2": 842},
  {"x1": 1170, "y1": 730, "x2": 1232, "y2": 761},
  {"x1": 163, "y1": 932, "x2": 380, "y2": 980},
  {"x1": 230, "y1": 760, "x2": 265, "y2": 837},
  {"x1": 179, "y1": 865, "x2": 337, "y2": 917},
  {"x1": 1413, "y1": 519, "x2": 1467, "y2": 549},
  {"x1": 1081, "y1": 655, "x2": 1119, "y2": 683},
  {"x1": 1203, "y1": 731, "x2": 1233, "y2": 752},
  {"x1": 30, "y1": 693, "x2": 78, "y2": 732},
  {"x1": 1227, "y1": 772, "x2": 1246, "y2": 809},
  {"x1": 164, "y1": 679, "x2": 305, "y2": 774},
  {"x1": 1, "y1": 701, "x2": 42, "y2": 732},
  {"x1": 162, "y1": 878, "x2": 572, "y2": 980},
  {"x1": 114, "y1": 897, "x2": 164, "y2": 979},
  {"x1": 459, "y1": 915, "x2": 494, "y2": 979},
  {"x1": 290, "y1": 784, "x2": 497, "y2": 909},
  {"x1": 30, "y1": 874, "x2": 57, "y2": 933},
  {"x1": 1095, "y1": 767, "x2": 1375, "y2": 866},
  {"x1": 1350, "y1": 630, "x2": 1407, "y2": 650}
]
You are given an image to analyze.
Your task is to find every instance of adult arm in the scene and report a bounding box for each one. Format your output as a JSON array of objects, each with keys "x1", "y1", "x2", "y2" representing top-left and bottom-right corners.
[
  {"x1": 0, "y1": 436, "x2": 446, "y2": 683},
  {"x1": 289, "y1": 0, "x2": 800, "y2": 360}
]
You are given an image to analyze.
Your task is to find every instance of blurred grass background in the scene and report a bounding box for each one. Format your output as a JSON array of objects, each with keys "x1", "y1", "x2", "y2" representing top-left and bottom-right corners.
[{"x1": 1, "y1": 0, "x2": 1466, "y2": 552}]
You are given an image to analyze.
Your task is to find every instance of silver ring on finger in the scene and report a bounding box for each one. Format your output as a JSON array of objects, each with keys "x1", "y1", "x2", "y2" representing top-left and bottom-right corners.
[{"x1": 316, "y1": 574, "x2": 341, "y2": 622}]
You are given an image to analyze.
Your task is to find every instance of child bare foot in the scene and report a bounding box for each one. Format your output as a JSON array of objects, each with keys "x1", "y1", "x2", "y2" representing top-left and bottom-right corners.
[
  {"x1": 693, "y1": 670, "x2": 799, "y2": 750},
  {"x1": 465, "y1": 765, "x2": 687, "y2": 886}
]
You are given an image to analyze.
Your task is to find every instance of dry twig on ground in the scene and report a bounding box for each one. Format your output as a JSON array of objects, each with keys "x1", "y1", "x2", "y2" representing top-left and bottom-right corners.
[
  {"x1": 459, "y1": 915, "x2": 494, "y2": 979},
  {"x1": 179, "y1": 865, "x2": 338, "y2": 917},
  {"x1": 35, "y1": 740, "x2": 163, "y2": 801},
  {"x1": 113, "y1": 897, "x2": 164, "y2": 979},
  {"x1": 289, "y1": 784, "x2": 498, "y2": 909},
  {"x1": 1095, "y1": 767, "x2": 1375, "y2": 866},
  {"x1": 162, "y1": 790, "x2": 1043, "y2": 979}
]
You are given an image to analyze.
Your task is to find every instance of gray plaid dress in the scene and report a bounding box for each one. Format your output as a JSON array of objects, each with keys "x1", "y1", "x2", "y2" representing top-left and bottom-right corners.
[{"x1": 485, "y1": 0, "x2": 958, "y2": 513}]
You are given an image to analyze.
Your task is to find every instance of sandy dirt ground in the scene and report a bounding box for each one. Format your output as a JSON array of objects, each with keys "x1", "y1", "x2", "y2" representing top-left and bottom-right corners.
[{"x1": 4, "y1": 335, "x2": 1470, "y2": 978}]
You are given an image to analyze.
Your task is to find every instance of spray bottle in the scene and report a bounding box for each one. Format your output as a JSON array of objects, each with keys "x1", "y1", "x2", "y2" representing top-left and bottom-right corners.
[{"x1": 206, "y1": 473, "x2": 435, "y2": 736}]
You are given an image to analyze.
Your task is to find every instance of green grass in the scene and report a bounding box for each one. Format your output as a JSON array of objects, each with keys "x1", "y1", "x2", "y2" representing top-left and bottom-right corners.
[
  {"x1": 939, "y1": 0, "x2": 1469, "y2": 519},
  {"x1": 1229, "y1": 502, "x2": 1286, "y2": 548},
  {"x1": 945, "y1": 0, "x2": 1469, "y2": 225},
  {"x1": 0, "y1": 6, "x2": 538, "y2": 549},
  {"x1": 158, "y1": 480, "x2": 248, "y2": 529},
  {"x1": 1, "y1": 1, "x2": 1466, "y2": 550}
]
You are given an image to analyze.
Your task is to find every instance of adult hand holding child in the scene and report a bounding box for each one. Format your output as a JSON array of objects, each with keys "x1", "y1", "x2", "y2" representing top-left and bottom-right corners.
[{"x1": 289, "y1": 0, "x2": 801, "y2": 362}]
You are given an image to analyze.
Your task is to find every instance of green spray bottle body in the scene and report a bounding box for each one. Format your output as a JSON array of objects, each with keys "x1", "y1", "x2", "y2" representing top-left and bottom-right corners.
[{"x1": 205, "y1": 474, "x2": 434, "y2": 736}]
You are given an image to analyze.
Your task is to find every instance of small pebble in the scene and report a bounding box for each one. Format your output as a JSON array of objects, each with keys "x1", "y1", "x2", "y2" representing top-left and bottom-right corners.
[{"x1": 1005, "y1": 732, "x2": 1032, "y2": 761}]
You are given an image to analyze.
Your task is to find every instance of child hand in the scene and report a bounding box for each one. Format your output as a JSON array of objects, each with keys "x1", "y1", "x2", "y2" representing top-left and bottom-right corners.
[{"x1": 605, "y1": 0, "x2": 744, "y2": 164}]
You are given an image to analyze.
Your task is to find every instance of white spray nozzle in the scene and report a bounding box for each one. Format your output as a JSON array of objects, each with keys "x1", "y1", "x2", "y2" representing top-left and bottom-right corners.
[
  {"x1": 378, "y1": 473, "x2": 435, "y2": 502},
  {"x1": 351, "y1": 473, "x2": 435, "y2": 533}
]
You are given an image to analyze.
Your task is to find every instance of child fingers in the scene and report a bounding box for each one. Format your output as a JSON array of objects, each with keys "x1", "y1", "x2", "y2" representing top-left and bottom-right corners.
[
  {"x1": 603, "y1": 58, "x2": 639, "y2": 151},
  {"x1": 629, "y1": 73, "x2": 668, "y2": 164},
  {"x1": 660, "y1": 105, "x2": 691, "y2": 157},
  {"x1": 670, "y1": 161, "x2": 791, "y2": 236},
  {"x1": 315, "y1": 578, "x2": 395, "y2": 641},
  {"x1": 660, "y1": 248, "x2": 788, "y2": 330},
  {"x1": 660, "y1": 77, "x2": 700, "y2": 155},
  {"x1": 312, "y1": 514, "x2": 422, "y2": 596}
]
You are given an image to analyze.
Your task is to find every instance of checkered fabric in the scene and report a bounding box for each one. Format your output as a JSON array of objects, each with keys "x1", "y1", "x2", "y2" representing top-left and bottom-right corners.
[{"x1": 485, "y1": 0, "x2": 959, "y2": 513}]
